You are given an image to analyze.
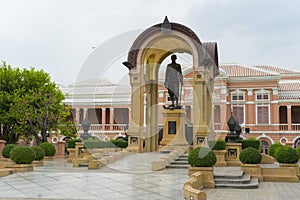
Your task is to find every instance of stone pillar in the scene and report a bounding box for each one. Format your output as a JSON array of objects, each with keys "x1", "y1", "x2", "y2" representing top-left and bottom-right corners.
[
  {"x1": 193, "y1": 73, "x2": 208, "y2": 147},
  {"x1": 83, "y1": 108, "x2": 88, "y2": 119},
  {"x1": 101, "y1": 108, "x2": 106, "y2": 130},
  {"x1": 55, "y1": 141, "x2": 65, "y2": 158},
  {"x1": 0, "y1": 140, "x2": 7, "y2": 158},
  {"x1": 110, "y1": 107, "x2": 114, "y2": 130},
  {"x1": 287, "y1": 105, "x2": 292, "y2": 130},
  {"x1": 75, "y1": 108, "x2": 80, "y2": 124}
]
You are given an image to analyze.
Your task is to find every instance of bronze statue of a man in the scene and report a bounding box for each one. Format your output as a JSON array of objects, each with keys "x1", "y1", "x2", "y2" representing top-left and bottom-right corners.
[{"x1": 164, "y1": 54, "x2": 183, "y2": 108}]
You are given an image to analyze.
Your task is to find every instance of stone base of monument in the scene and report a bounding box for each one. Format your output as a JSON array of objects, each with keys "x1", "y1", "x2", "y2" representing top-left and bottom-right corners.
[
  {"x1": 225, "y1": 143, "x2": 242, "y2": 166},
  {"x1": 160, "y1": 109, "x2": 188, "y2": 149}
]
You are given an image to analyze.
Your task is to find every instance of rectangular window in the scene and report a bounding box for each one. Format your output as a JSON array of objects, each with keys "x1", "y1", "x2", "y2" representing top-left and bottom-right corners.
[
  {"x1": 263, "y1": 94, "x2": 269, "y2": 100},
  {"x1": 257, "y1": 106, "x2": 269, "y2": 124},
  {"x1": 232, "y1": 106, "x2": 244, "y2": 124},
  {"x1": 257, "y1": 95, "x2": 262, "y2": 100},
  {"x1": 232, "y1": 95, "x2": 237, "y2": 100},
  {"x1": 238, "y1": 95, "x2": 244, "y2": 100}
]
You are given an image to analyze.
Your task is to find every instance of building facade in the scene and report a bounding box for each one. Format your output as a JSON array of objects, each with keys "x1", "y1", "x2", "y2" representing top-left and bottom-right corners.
[{"x1": 61, "y1": 65, "x2": 300, "y2": 152}]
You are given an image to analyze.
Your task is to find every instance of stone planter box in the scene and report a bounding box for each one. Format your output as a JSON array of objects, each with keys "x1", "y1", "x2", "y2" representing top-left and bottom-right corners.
[
  {"x1": 241, "y1": 163, "x2": 263, "y2": 181},
  {"x1": 0, "y1": 159, "x2": 15, "y2": 168},
  {"x1": 279, "y1": 163, "x2": 300, "y2": 179},
  {"x1": 262, "y1": 167, "x2": 298, "y2": 182},
  {"x1": 8, "y1": 164, "x2": 34, "y2": 172},
  {"x1": 213, "y1": 150, "x2": 227, "y2": 167},
  {"x1": 188, "y1": 166, "x2": 215, "y2": 188},
  {"x1": 67, "y1": 148, "x2": 75, "y2": 163},
  {"x1": 32, "y1": 160, "x2": 44, "y2": 167},
  {"x1": 43, "y1": 156, "x2": 53, "y2": 161}
]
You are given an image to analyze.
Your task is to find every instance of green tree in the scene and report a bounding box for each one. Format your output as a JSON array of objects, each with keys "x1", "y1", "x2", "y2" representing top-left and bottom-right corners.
[{"x1": 0, "y1": 62, "x2": 74, "y2": 144}]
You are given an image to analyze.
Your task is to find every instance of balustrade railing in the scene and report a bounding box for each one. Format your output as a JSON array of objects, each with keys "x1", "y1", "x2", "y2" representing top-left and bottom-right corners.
[{"x1": 78, "y1": 124, "x2": 127, "y2": 132}]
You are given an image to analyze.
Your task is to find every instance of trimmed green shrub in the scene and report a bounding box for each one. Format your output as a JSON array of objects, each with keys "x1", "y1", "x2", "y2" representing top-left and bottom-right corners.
[
  {"x1": 39, "y1": 143, "x2": 56, "y2": 156},
  {"x1": 84, "y1": 138, "x2": 105, "y2": 149},
  {"x1": 188, "y1": 147, "x2": 217, "y2": 167},
  {"x1": 2, "y1": 144, "x2": 17, "y2": 158},
  {"x1": 295, "y1": 147, "x2": 300, "y2": 159},
  {"x1": 208, "y1": 140, "x2": 226, "y2": 150},
  {"x1": 110, "y1": 139, "x2": 128, "y2": 148},
  {"x1": 275, "y1": 146, "x2": 298, "y2": 164},
  {"x1": 10, "y1": 146, "x2": 35, "y2": 164},
  {"x1": 66, "y1": 139, "x2": 82, "y2": 148},
  {"x1": 31, "y1": 146, "x2": 45, "y2": 161},
  {"x1": 269, "y1": 142, "x2": 282, "y2": 157},
  {"x1": 239, "y1": 147, "x2": 262, "y2": 164},
  {"x1": 238, "y1": 138, "x2": 261, "y2": 150}
]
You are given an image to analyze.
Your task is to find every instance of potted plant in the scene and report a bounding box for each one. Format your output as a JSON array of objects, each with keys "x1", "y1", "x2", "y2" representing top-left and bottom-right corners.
[
  {"x1": 188, "y1": 147, "x2": 216, "y2": 188},
  {"x1": 276, "y1": 146, "x2": 300, "y2": 178},
  {"x1": 268, "y1": 142, "x2": 282, "y2": 158},
  {"x1": 239, "y1": 147, "x2": 263, "y2": 181},
  {"x1": 39, "y1": 143, "x2": 56, "y2": 160},
  {"x1": 31, "y1": 146, "x2": 45, "y2": 166},
  {"x1": 8, "y1": 146, "x2": 35, "y2": 172},
  {"x1": 209, "y1": 140, "x2": 226, "y2": 167}
]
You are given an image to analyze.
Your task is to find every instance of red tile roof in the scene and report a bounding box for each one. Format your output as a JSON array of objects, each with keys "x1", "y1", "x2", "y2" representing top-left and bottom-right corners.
[
  {"x1": 219, "y1": 65, "x2": 278, "y2": 77},
  {"x1": 255, "y1": 65, "x2": 298, "y2": 74},
  {"x1": 279, "y1": 80, "x2": 300, "y2": 91}
]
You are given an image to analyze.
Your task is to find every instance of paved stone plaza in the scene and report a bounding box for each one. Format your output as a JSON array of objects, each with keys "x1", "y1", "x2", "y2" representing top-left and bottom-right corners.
[{"x1": 0, "y1": 153, "x2": 300, "y2": 199}]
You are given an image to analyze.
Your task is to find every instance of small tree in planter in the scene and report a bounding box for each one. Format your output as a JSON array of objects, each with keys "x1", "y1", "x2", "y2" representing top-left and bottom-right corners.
[
  {"x1": 295, "y1": 147, "x2": 300, "y2": 161},
  {"x1": 208, "y1": 140, "x2": 226, "y2": 167},
  {"x1": 276, "y1": 146, "x2": 298, "y2": 164},
  {"x1": 269, "y1": 142, "x2": 282, "y2": 157},
  {"x1": 188, "y1": 147, "x2": 216, "y2": 188},
  {"x1": 2, "y1": 144, "x2": 16, "y2": 159},
  {"x1": 9, "y1": 146, "x2": 35, "y2": 172},
  {"x1": 276, "y1": 146, "x2": 299, "y2": 178},
  {"x1": 39, "y1": 143, "x2": 56, "y2": 160},
  {"x1": 31, "y1": 146, "x2": 45, "y2": 166},
  {"x1": 239, "y1": 147, "x2": 263, "y2": 181}
]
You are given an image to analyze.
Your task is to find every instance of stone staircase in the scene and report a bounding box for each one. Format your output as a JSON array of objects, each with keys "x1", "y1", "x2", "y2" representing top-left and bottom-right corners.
[
  {"x1": 166, "y1": 154, "x2": 189, "y2": 169},
  {"x1": 214, "y1": 168, "x2": 259, "y2": 189}
]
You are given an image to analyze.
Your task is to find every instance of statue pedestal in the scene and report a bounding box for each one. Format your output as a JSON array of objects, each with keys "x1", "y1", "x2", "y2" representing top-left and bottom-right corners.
[
  {"x1": 160, "y1": 109, "x2": 188, "y2": 147},
  {"x1": 225, "y1": 143, "x2": 242, "y2": 166}
]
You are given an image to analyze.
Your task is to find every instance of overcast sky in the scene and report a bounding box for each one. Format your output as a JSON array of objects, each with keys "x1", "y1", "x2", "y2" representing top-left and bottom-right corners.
[{"x1": 1, "y1": 0, "x2": 299, "y2": 85}]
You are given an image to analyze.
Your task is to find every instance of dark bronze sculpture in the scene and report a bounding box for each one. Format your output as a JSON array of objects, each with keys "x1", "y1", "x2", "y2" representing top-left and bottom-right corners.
[
  {"x1": 164, "y1": 54, "x2": 183, "y2": 109},
  {"x1": 225, "y1": 112, "x2": 243, "y2": 142}
]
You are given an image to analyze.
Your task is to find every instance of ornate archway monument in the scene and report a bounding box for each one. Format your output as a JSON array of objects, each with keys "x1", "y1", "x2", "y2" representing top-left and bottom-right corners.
[{"x1": 123, "y1": 17, "x2": 219, "y2": 152}]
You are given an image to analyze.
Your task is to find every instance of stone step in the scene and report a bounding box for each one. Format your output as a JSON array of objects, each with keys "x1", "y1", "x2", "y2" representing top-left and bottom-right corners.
[
  {"x1": 215, "y1": 177, "x2": 259, "y2": 189},
  {"x1": 78, "y1": 163, "x2": 89, "y2": 167},
  {"x1": 166, "y1": 164, "x2": 189, "y2": 169},
  {"x1": 170, "y1": 161, "x2": 188, "y2": 165},
  {"x1": 214, "y1": 170, "x2": 244, "y2": 179},
  {"x1": 214, "y1": 174, "x2": 251, "y2": 184}
]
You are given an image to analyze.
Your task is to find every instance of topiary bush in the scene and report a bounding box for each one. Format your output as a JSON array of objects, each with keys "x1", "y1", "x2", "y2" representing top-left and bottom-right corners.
[
  {"x1": 110, "y1": 139, "x2": 128, "y2": 148},
  {"x1": 188, "y1": 147, "x2": 217, "y2": 167},
  {"x1": 208, "y1": 140, "x2": 226, "y2": 150},
  {"x1": 295, "y1": 147, "x2": 300, "y2": 159},
  {"x1": 275, "y1": 146, "x2": 299, "y2": 164},
  {"x1": 238, "y1": 138, "x2": 261, "y2": 150},
  {"x1": 31, "y1": 146, "x2": 45, "y2": 161},
  {"x1": 269, "y1": 142, "x2": 282, "y2": 157},
  {"x1": 39, "y1": 143, "x2": 56, "y2": 157},
  {"x1": 2, "y1": 144, "x2": 17, "y2": 158},
  {"x1": 10, "y1": 146, "x2": 35, "y2": 164},
  {"x1": 66, "y1": 139, "x2": 82, "y2": 148},
  {"x1": 239, "y1": 147, "x2": 262, "y2": 164}
]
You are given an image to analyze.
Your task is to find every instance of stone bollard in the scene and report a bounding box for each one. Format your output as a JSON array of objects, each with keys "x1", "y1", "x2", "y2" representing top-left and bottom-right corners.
[
  {"x1": 55, "y1": 141, "x2": 66, "y2": 158},
  {"x1": 0, "y1": 140, "x2": 7, "y2": 158}
]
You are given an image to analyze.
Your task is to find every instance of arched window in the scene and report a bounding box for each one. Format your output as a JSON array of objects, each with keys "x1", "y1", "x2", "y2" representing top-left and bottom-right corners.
[
  {"x1": 293, "y1": 138, "x2": 300, "y2": 148},
  {"x1": 261, "y1": 140, "x2": 270, "y2": 154}
]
